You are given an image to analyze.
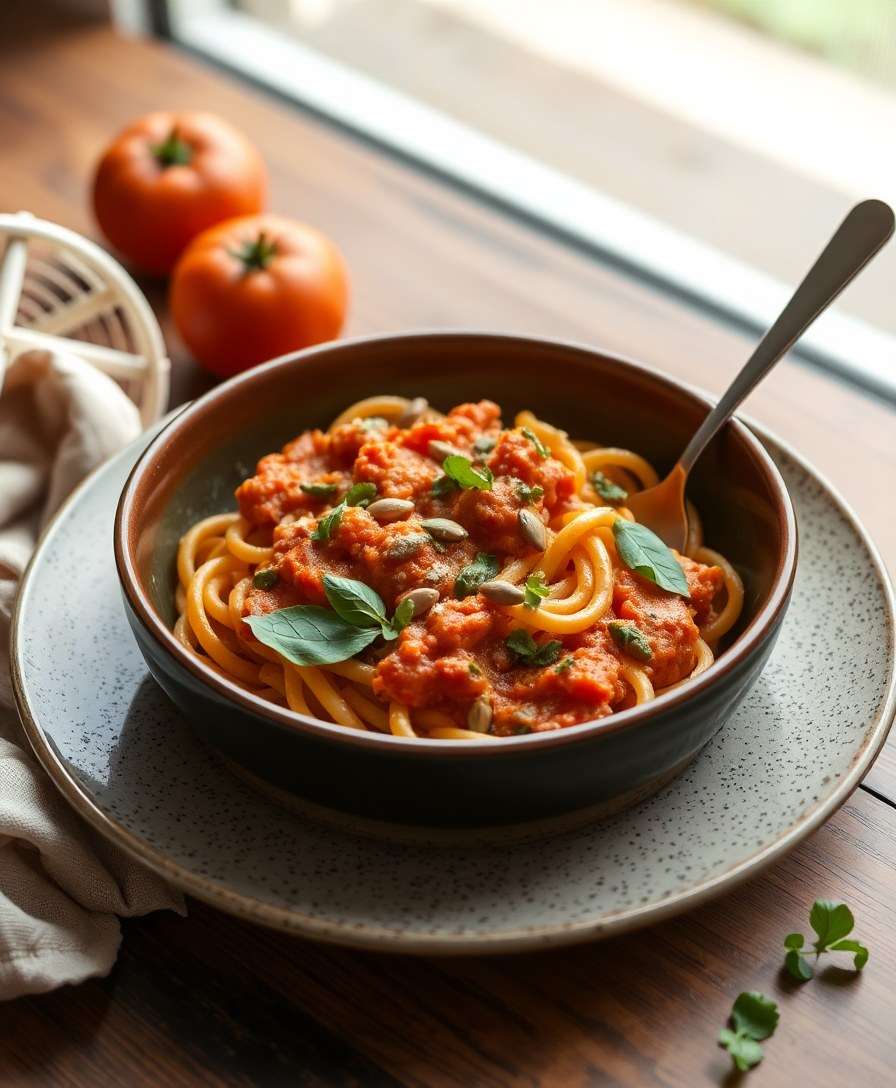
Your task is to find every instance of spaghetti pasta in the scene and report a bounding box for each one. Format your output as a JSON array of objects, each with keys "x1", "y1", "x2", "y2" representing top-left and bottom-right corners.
[{"x1": 174, "y1": 396, "x2": 744, "y2": 739}]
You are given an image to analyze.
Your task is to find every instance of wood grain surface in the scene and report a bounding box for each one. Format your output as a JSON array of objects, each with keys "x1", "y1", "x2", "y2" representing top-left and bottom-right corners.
[{"x1": 1, "y1": 10, "x2": 894, "y2": 1086}]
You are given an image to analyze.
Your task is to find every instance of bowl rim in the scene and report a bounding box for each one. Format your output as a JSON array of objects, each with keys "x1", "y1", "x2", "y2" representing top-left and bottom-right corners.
[{"x1": 114, "y1": 330, "x2": 798, "y2": 756}]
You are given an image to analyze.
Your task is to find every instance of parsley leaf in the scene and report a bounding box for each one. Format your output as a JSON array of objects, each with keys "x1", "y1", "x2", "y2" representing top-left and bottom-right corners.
[
  {"x1": 523, "y1": 571, "x2": 550, "y2": 609},
  {"x1": 590, "y1": 471, "x2": 628, "y2": 504},
  {"x1": 455, "y1": 553, "x2": 500, "y2": 598},
  {"x1": 608, "y1": 620, "x2": 653, "y2": 662},
  {"x1": 784, "y1": 899, "x2": 869, "y2": 979},
  {"x1": 506, "y1": 629, "x2": 562, "y2": 666},
  {"x1": 431, "y1": 474, "x2": 459, "y2": 498},
  {"x1": 515, "y1": 479, "x2": 544, "y2": 504},
  {"x1": 252, "y1": 568, "x2": 279, "y2": 590},
  {"x1": 442, "y1": 454, "x2": 493, "y2": 491},
  {"x1": 718, "y1": 992, "x2": 779, "y2": 1072},
  {"x1": 612, "y1": 519, "x2": 690, "y2": 597},
  {"x1": 311, "y1": 501, "x2": 345, "y2": 543},
  {"x1": 521, "y1": 426, "x2": 550, "y2": 458},
  {"x1": 345, "y1": 482, "x2": 377, "y2": 507},
  {"x1": 301, "y1": 482, "x2": 339, "y2": 499}
]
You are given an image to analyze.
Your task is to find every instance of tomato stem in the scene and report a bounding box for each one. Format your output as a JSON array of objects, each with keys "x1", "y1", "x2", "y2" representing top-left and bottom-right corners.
[
  {"x1": 152, "y1": 128, "x2": 192, "y2": 167},
  {"x1": 230, "y1": 231, "x2": 278, "y2": 272}
]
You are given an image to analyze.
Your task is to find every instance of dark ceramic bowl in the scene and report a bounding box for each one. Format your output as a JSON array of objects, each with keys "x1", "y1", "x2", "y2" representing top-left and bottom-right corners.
[{"x1": 114, "y1": 332, "x2": 797, "y2": 828}]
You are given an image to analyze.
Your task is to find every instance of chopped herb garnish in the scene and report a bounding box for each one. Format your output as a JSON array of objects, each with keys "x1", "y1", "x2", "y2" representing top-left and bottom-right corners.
[
  {"x1": 608, "y1": 620, "x2": 653, "y2": 662},
  {"x1": 442, "y1": 454, "x2": 493, "y2": 491},
  {"x1": 345, "y1": 482, "x2": 377, "y2": 507},
  {"x1": 523, "y1": 571, "x2": 550, "y2": 609},
  {"x1": 784, "y1": 900, "x2": 869, "y2": 980},
  {"x1": 515, "y1": 480, "x2": 544, "y2": 504},
  {"x1": 455, "y1": 553, "x2": 500, "y2": 598},
  {"x1": 311, "y1": 501, "x2": 345, "y2": 543},
  {"x1": 468, "y1": 661, "x2": 482, "y2": 677},
  {"x1": 554, "y1": 656, "x2": 573, "y2": 674},
  {"x1": 252, "y1": 568, "x2": 279, "y2": 590},
  {"x1": 431, "y1": 474, "x2": 459, "y2": 498},
  {"x1": 612, "y1": 519, "x2": 690, "y2": 597},
  {"x1": 522, "y1": 427, "x2": 550, "y2": 458},
  {"x1": 505, "y1": 629, "x2": 562, "y2": 667},
  {"x1": 473, "y1": 435, "x2": 496, "y2": 456},
  {"x1": 301, "y1": 481, "x2": 339, "y2": 499},
  {"x1": 590, "y1": 471, "x2": 628, "y2": 505}
]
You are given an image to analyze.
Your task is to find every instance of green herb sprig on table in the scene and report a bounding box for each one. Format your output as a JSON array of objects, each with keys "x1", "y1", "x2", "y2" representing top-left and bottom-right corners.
[
  {"x1": 784, "y1": 900, "x2": 869, "y2": 981},
  {"x1": 718, "y1": 992, "x2": 779, "y2": 1072}
]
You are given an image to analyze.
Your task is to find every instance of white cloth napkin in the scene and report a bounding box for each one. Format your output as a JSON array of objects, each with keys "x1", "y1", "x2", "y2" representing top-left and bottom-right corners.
[{"x1": 0, "y1": 349, "x2": 184, "y2": 999}]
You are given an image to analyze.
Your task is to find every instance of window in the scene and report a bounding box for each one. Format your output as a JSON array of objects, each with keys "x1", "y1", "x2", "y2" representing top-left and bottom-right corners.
[{"x1": 132, "y1": 0, "x2": 896, "y2": 397}]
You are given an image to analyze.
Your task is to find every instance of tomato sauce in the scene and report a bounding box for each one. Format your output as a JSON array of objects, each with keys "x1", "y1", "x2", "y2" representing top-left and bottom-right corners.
[{"x1": 238, "y1": 400, "x2": 728, "y2": 733}]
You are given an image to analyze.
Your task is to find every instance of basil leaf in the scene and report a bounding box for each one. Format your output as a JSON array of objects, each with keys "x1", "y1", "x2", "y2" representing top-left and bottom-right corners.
[
  {"x1": 431, "y1": 474, "x2": 459, "y2": 498},
  {"x1": 590, "y1": 471, "x2": 627, "y2": 504},
  {"x1": 311, "y1": 501, "x2": 345, "y2": 543},
  {"x1": 810, "y1": 900, "x2": 854, "y2": 951},
  {"x1": 253, "y1": 569, "x2": 279, "y2": 590},
  {"x1": 473, "y1": 435, "x2": 496, "y2": 455},
  {"x1": 323, "y1": 573, "x2": 388, "y2": 631},
  {"x1": 505, "y1": 629, "x2": 562, "y2": 666},
  {"x1": 730, "y1": 992, "x2": 779, "y2": 1041},
  {"x1": 829, "y1": 939, "x2": 869, "y2": 969},
  {"x1": 301, "y1": 482, "x2": 338, "y2": 498},
  {"x1": 345, "y1": 482, "x2": 377, "y2": 507},
  {"x1": 455, "y1": 553, "x2": 499, "y2": 598},
  {"x1": 516, "y1": 480, "x2": 544, "y2": 504},
  {"x1": 523, "y1": 571, "x2": 549, "y2": 609},
  {"x1": 442, "y1": 454, "x2": 493, "y2": 491},
  {"x1": 612, "y1": 519, "x2": 690, "y2": 596},
  {"x1": 608, "y1": 620, "x2": 653, "y2": 662},
  {"x1": 245, "y1": 606, "x2": 379, "y2": 666},
  {"x1": 521, "y1": 427, "x2": 549, "y2": 458}
]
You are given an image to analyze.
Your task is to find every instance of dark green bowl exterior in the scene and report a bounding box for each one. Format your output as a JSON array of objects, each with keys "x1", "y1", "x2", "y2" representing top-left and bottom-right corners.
[{"x1": 116, "y1": 333, "x2": 796, "y2": 828}]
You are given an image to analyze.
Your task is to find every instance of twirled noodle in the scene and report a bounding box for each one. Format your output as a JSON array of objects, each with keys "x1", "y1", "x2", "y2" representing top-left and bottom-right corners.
[{"x1": 172, "y1": 398, "x2": 745, "y2": 739}]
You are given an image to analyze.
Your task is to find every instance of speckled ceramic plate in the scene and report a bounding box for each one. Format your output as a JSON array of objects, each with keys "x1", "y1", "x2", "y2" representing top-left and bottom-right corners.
[{"x1": 11, "y1": 423, "x2": 896, "y2": 954}]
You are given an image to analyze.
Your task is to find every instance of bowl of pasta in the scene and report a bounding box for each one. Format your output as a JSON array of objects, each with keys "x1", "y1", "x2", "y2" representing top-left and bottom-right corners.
[{"x1": 114, "y1": 332, "x2": 797, "y2": 828}]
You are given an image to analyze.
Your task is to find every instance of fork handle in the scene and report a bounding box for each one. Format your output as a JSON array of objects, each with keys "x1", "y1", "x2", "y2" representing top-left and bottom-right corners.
[{"x1": 678, "y1": 199, "x2": 894, "y2": 475}]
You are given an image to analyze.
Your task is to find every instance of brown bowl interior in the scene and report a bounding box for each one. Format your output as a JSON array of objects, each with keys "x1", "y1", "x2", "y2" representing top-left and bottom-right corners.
[{"x1": 121, "y1": 332, "x2": 794, "y2": 740}]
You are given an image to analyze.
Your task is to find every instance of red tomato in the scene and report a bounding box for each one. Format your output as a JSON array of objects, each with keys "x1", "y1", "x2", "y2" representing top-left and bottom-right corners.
[
  {"x1": 169, "y1": 214, "x2": 349, "y2": 377},
  {"x1": 92, "y1": 111, "x2": 266, "y2": 274}
]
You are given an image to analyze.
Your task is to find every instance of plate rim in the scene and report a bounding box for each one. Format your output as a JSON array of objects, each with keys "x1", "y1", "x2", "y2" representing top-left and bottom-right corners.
[{"x1": 10, "y1": 412, "x2": 896, "y2": 954}]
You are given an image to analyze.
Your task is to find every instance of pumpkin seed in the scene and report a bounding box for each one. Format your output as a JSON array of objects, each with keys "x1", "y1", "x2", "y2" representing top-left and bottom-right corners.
[
  {"x1": 397, "y1": 397, "x2": 429, "y2": 427},
  {"x1": 467, "y1": 696, "x2": 493, "y2": 733},
  {"x1": 479, "y1": 579, "x2": 526, "y2": 606},
  {"x1": 427, "y1": 439, "x2": 462, "y2": 462},
  {"x1": 399, "y1": 587, "x2": 440, "y2": 617},
  {"x1": 366, "y1": 497, "x2": 415, "y2": 524},
  {"x1": 518, "y1": 508, "x2": 547, "y2": 551},
  {"x1": 421, "y1": 517, "x2": 468, "y2": 542}
]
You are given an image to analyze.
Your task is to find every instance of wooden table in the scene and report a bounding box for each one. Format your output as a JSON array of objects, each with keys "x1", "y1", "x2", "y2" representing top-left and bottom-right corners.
[{"x1": 1, "y1": 13, "x2": 894, "y2": 1087}]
